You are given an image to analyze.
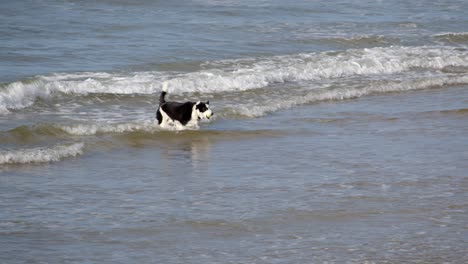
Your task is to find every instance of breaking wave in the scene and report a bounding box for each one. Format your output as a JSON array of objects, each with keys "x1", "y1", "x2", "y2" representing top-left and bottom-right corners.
[
  {"x1": 318, "y1": 35, "x2": 400, "y2": 46},
  {"x1": 434, "y1": 32, "x2": 468, "y2": 44},
  {"x1": 3, "y1": 121, "x2": 161, "y2": 140},
  {"x1": 57, "y1": 121, "x2": 161, "y2": 135},
  {"x1": 229, "y1": 75, "x2": 468, "y2": 117},
  {"x1": 0, "y1": 143, "x2": 84, "y2": 164},
  {"x1": 2, "y1": 45, "x2": 468, "y2": 113}
]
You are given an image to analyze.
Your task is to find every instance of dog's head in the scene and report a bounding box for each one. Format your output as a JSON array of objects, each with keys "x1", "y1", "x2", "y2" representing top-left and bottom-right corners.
[{"x1": 195, "y1": 101, "x2": 213, "y2": 120}]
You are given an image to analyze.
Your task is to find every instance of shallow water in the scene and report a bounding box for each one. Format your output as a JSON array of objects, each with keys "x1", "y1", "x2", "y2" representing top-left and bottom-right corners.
[
  {"x1": 2, "y1": 87, "x2": 467, "y2": 263},
  {"x1": 1, "y1": 0, "x2": 468, "y2": 263}
]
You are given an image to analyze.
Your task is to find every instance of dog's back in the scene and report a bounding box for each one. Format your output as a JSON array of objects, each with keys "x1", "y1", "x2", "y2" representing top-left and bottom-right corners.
[{"x1": 160, "y1": 101, "x2": 195, "y2": 125}]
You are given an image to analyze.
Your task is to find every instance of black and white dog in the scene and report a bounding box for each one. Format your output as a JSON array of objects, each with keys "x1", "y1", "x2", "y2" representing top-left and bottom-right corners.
[{"x1": 156, "y1": 82, "x2": 213, "y2": 130}]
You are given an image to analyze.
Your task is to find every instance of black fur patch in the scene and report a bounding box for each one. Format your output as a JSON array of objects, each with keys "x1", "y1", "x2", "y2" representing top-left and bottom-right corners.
[{"x1": 195, "y1": 102, "x2": 209, "y2": 113}]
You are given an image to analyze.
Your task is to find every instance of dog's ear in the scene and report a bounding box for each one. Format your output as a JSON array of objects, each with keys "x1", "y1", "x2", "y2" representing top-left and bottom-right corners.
[{"x1": 206, "y1": 100, "x2": 210, "y2": 105}]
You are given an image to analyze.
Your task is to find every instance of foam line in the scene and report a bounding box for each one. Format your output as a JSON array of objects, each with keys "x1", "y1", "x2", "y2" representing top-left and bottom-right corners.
[
  {"x1": 57, "y1": 121, "x2": 160, "y2": 135},
  {"x1": 230, "y1": 75, "x2": 468, "y2": 117},
  {"x1": 0, "y1": 143, "x2": 84, "y2": 164},
  {"x1": 1, "y1": 46, "x2": 468, "y2": 113}
]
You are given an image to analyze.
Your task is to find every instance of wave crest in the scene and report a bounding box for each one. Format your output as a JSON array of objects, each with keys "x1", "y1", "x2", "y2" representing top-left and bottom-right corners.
[
  {"x1": 229, "y1": 75, "x2": 468, "y2": 117},
  {"x1": 2, "y1": 46, "x2": 468, "y2": 113},
  {"x1": 0, "y1": 143, "x2": 84, "y2": 164},
  {"x1": 57, "y1": 121, "x2": 160, "y2": 135},
  {"x1": 434, "y1": 32, "x2": 468, "y2": 44}
]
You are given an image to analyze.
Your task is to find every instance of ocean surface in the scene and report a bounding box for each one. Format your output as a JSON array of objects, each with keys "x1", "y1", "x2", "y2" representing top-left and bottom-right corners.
[{"x1": 1, "y1": 0, "x2": 468, "y2": 263}]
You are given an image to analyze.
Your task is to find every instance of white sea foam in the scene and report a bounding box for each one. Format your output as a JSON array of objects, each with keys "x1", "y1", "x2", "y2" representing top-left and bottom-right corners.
[
  {"x1": 0, "y1": 72, "x2": 165, "y2": 114},
  {"x1": 1, "y1": 46, "x2": 468, "y2": 113},
  {"x1": 0, "y1": 79, "x2": 51, "y2": 114},
  {"x1": 164, "y1": 46, "x2": 468, "y2": 93},
  {"x1": 57, "y1": 119, "x2": 208, "y2": 134},
  {"x1": 433, "y1": 32, "x2": 468, "y2": 39},
  {"x1": 433, "y1": 32, "x2": 468, "y2": 37},
  {"x1": 231, "y1": 75, "x2": 468, "y2": 117},
  {"x1": 0, "y1": 143, "x2": 84, "y2": 164},
  {"x1": 57, "y1": 120, "x2": 160, "y2": 135}
]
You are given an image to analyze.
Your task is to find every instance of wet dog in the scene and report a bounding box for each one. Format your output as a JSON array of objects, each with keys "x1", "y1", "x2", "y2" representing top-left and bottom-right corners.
[{"x1": 156, "y1": 82, "x2": 213, "y2": 130}]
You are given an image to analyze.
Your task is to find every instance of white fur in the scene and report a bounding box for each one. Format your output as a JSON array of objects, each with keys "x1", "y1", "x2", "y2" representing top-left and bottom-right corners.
[
  {"x1": 157, "y1": 107, "x2": 176, "y2": 130},
  {"x1": 162, "y1": 82, "x2": 169, "y2": 92},
  {"x1": 183, "y1": 103, "x2": 202, "y2": 130}
]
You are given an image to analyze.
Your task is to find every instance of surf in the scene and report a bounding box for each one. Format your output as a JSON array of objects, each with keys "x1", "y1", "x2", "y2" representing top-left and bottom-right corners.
[
  {"x1": 2, "y1": 45, "x2": 468, "y2": 113},
  {"x1": 0, "y1": 143, "x2": 84, "y2": 164}
]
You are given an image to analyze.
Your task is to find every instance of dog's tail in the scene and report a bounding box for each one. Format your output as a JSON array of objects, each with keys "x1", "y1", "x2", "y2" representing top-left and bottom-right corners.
[{"x1": 159, "y1": 82, "x2": 168, "y2": 105}]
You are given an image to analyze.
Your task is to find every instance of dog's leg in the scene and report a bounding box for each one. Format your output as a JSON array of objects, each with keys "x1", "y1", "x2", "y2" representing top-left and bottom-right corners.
[
  {"x1": 158, "y1": 107, "x2": 176, "y2": 129},
  {"x1": 156, "y1": 109, "x2": 163, "y2": 124}
]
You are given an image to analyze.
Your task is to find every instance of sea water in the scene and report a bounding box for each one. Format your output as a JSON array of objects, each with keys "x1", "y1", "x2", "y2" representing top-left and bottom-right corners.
[{"x1": 1, "y1": 1, "x2": 467, "y2": 263}]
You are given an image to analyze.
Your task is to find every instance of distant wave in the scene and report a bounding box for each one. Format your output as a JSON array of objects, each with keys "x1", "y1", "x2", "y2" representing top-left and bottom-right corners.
[
  {"x1": 430, "y1": 108, "x2": 468, "y2": 116},
  {"x1": 1, "y1": 45, "x2": 468, "y2": 113},
  {"x1": 433, "y1": 32, "x2": 468, "y2": 44},
  {"x1": 0, "y1": 143, "x2": 84, "y2": 164},
  {"x1": 162, "y1": 46, "x2": 468, "y2": 94},
  {"x1": 318, "y1": 35, "x2": 400, "y2": 46}
]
